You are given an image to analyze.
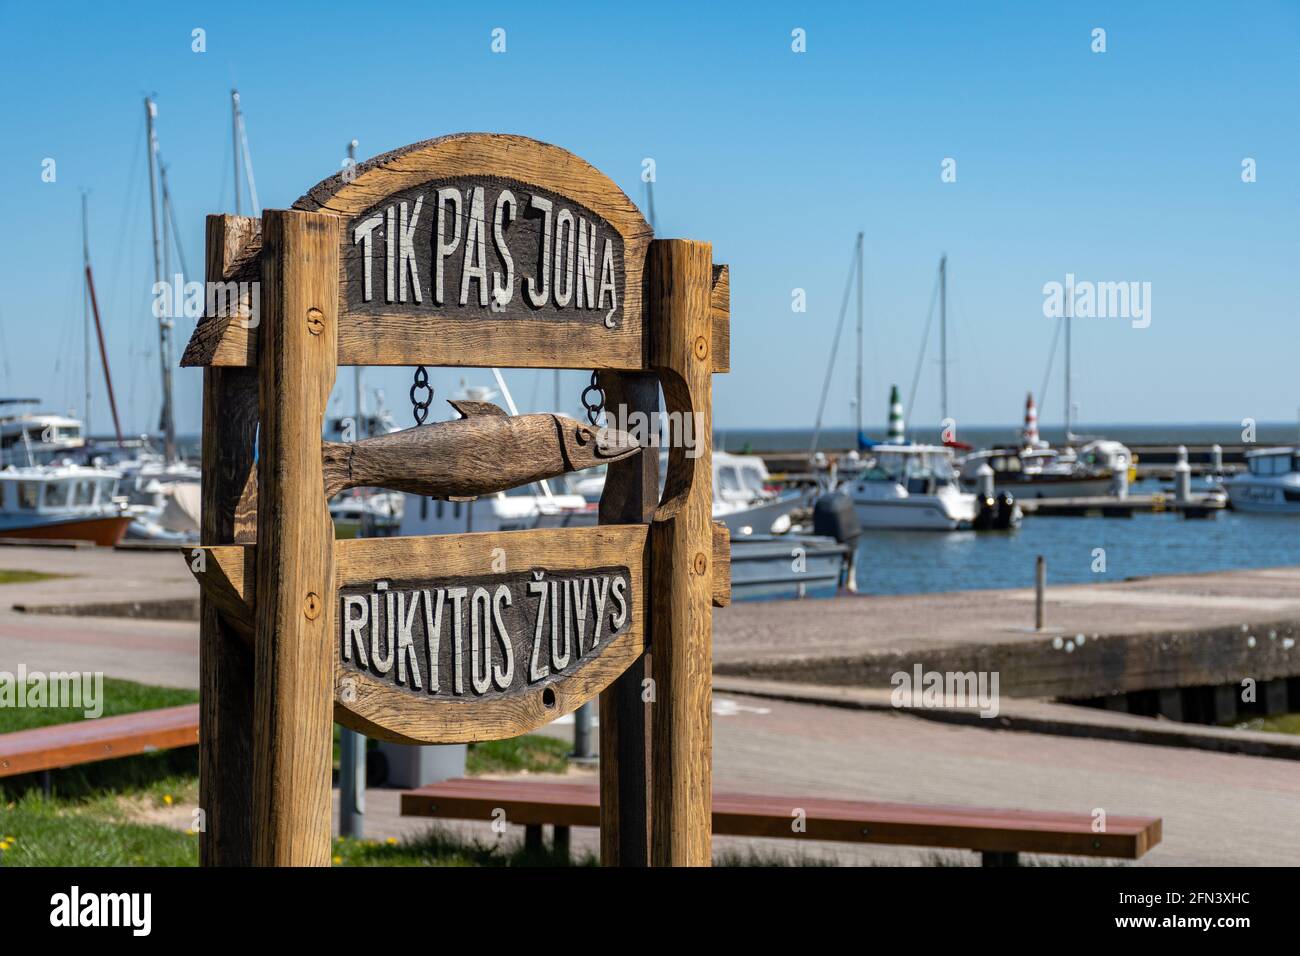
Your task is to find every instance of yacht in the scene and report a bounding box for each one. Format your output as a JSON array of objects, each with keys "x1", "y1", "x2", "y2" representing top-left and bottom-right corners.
[
  {"x1": 399, "y1": 485, "x2": 594, "y2": 535},
  {"x1": 0, "y1": 463, "x2": 132, "y2": 545},
  {"x1": 957, "y1": 394, "x2": 1133, "y2": 498},
  {"x1": 0, "y1": 400, "x2": 86, "y2": 466},
  {"x1": 957, "y1": 443, "x2": 1127, "y2": 498},
  {"x1": 568, "y1": 451, "x2": 812, "y2": 536},
  {"x1": 845, "y1": 444, "x2": 978, "y2": 530},
  {"x1": 1224, "y1": 447, "x2": 1300, "y2": 513}
]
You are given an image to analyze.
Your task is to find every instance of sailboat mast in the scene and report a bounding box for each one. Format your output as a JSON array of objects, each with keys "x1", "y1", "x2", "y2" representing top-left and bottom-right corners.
[
  {"x1": 939, "y1": 254, "x2": 948, "y2": 424},
  {"x1": 1064, "y1": 279, "x2": 1072, "y2": 442},
  {"x1": 81, "y1": 191, "x2": 92, "y2": 436},
  {"x1": 144, "y1": 97, "x2": 176, "y2": 463},
  {"x1": 855, "y1": 231, "x2": 863, "y2": 440},
  {"x1": 232, "y1": 90, "x2": 241, "y2": 215}
]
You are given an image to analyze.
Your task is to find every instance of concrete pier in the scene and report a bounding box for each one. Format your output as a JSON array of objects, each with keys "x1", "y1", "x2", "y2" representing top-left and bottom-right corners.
[{"x1": 713, "y1": 566, "x2": 1300, "y2": 700}]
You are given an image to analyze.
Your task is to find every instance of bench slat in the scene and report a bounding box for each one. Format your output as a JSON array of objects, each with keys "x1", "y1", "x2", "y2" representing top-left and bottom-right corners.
[
  {"x1": 0, "y1": 704, "x2": 200, "y2": 777},
  {"x1": 400, "y1": 778, "x2": 1161, "y2": 859}
]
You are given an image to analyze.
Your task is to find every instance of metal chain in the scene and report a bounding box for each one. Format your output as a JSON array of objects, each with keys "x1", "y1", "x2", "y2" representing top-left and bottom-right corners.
[
  {"x1": 410, "y1": 366, "x2": 434, "y2": 425},
  {"x1": 580, "y1": 371, "x2": 605, "y2": 426}
]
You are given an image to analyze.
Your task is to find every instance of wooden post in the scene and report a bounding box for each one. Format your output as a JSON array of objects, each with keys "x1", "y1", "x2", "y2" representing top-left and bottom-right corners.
[
  {"x1": 647, "y1": 239, "x2": 714, "y2": 866},
  {"x1": 597, "y1": 372, "x2": 659, "y2": 866},
  {"x1": 198, "y1": 214, "x2": 260, "y2": 866},
  {"x1": 251, "y1": 210, "x2": 339, "y2": 866}
]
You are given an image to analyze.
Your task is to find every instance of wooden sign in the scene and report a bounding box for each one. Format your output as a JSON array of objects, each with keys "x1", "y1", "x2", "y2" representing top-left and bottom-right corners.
[
  {"x1": 339, "y1": 568, "x2": 631, "y2": 699},
  {"x1": 187, "y1": 132, "x2": 725, "y2": 868},
  {"x1": 332, "y1": 526, "x2": 648, "y2": 744},
  {"x1": 294, "y1": 133, "x2": 653, "y2": 370}
]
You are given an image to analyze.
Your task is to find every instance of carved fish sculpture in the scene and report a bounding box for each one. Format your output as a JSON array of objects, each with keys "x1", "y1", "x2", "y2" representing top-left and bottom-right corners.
[{"x1": 321, "y1": 400, "x2": 638, "y2": 500}]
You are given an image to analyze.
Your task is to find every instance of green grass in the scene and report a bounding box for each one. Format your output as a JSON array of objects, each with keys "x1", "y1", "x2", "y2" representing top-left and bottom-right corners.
[
  {"x1": 331, "y1": 826, "x2": 595, "y2": 867},
  {"x1": 467, "y1": 733, "x2": 572, "y2": 774},
  {"x1": 0, "y1": 569, "x2": 62, "y2": 585},
  {"x1": 0, "y1": 790, "x2": 199, "y2": 867},
  {"x1": 1235, "y1": 713, "x2": 1300, "y2": 736}
]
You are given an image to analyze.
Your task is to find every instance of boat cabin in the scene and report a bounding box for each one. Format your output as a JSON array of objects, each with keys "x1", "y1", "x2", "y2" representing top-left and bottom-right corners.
[{"x1": 1244, "y1": 447, "x2": 1300, "y2": 477}]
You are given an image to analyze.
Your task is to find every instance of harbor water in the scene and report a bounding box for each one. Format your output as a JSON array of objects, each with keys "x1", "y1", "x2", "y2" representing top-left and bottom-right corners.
[{"x1": 852, "y1": 507, "x2": 1300, "y2": 596}]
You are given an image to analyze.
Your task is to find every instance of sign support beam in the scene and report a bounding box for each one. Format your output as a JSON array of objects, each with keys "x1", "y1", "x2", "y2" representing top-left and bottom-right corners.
[
  {"x1": 648, "y1": 239, "x2": 715, "y2": 867},
  {"x1": 251, "y1": 209, "x2": 340, "y2": 867},
  {"x1": 597, "y1": 371, "x2": 659, "y2": 866}
]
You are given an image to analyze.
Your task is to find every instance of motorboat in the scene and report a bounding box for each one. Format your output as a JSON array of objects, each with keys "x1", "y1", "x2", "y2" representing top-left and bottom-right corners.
[
  {"x1": 1224, "y1": 447, "x2": 1300, "y2": 513},
  {"x1": 568, "y1": 450, "x2": 812, "y2": 536},
  {"x1": 0, "y1": 400, "x2": 86, "y2": 466},
  {"x1": 845, "y1": 443, "x2": 978, "y2": 530},
  {"x1": 0, "y1": 462, "x2": 132, "y2": 546},
  {"x1": 957, "y1": 394, "x2": 1133, "y2": 498}
]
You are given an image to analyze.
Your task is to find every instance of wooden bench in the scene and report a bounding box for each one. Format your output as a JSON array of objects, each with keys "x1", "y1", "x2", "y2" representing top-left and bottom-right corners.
[
  {"x1": 401, "y1": 777, "x2": 1162, "y2": 866},
  {"x1": 0, "y1": 704, "x2": 200, "y2": 786}
]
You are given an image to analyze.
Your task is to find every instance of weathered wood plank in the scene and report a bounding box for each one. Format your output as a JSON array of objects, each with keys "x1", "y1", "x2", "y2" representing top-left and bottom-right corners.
[
  {"x1": 181, "y1": 216, "x2": 261, "y2": 367},
  {"x1": 596, "y1": 371, "x2": 658, "y2": 867},
  {"x1": 711, "y1": 521, "x2": 731, "y2": 608},
  {"x1": 251, "y1": 209, "x2": 339, "y2": 867},
  {"x1": 648, "y1": 239, "x2": 715, "y2": 866},
  {"x1": 187, "y1": 544, "x2": 255, "y2": 638},
  {"x1": 710, "y1": 263, "x2": 730, "y2": 374},
  {"x1": 197, "y1": 214, "x2": 260, "y2": 868}
]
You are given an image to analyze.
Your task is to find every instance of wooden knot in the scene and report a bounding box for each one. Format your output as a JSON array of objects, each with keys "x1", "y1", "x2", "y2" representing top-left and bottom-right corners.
[
  {"x1": 306, "y1": 308, "x2": 325, "y2": 335},
  {"x1": 693, "y1": 336, "x2": 709, "y2": 361},
  {"x1": 339, "y1": 678, "x2": 358, "y2": 704},
  {"x1": 693, "y1": 552, "x2": 708, "y2": 575},
  {"x1": 304, "y1": 592, "x2": 322, "y2": 620}
]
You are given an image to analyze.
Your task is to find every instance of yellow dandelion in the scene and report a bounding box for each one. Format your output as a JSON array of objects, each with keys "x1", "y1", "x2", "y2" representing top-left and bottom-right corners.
[
  {"x1": 163, "y1": 795, "x2": 174, "y2": 806},
  {"x1": 333, "y1": 855, "x2": 343, "y2": 865},
  {"x1": 385, "y1": 837, "x2": 398, "y2": 846}
]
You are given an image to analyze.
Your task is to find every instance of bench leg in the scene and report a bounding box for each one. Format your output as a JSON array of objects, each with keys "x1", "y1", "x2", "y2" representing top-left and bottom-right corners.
[
  {"x1": 552, "y1": 825, "x2": 570, "y2": 862},
  {"x1": 41, "y1": 770, "x2": 52, "y2": 798},
  {"x1": 524, "y1": 824, "x2": 543, "y2": 855},
  {"x1": 981, "y1": 851, "x2": 1020, "y2": 867}
]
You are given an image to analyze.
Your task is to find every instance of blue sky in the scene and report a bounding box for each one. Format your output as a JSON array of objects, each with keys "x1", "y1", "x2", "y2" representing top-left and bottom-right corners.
[{"x1": 1, "y1": 1, "x2": 1297, "y2": 437}]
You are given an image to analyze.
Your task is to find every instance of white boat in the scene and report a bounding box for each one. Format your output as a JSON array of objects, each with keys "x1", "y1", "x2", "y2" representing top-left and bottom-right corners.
[
  {"x1": 0, "y1": 463, "x2": 132, "y2": 546},
  {"x1": 567, "y1": 450, "x2": 811, "y2": 536},
  {"x1": 399, "y1": 485, "x2": 594, "y2": 534},
  {"x1": 958, "y1": 445, "x2": 1119, "y2": 498},
  {"x1": 1224, "y1": 447, "x2": 1300, "y2": 513},
  {"x1": 0, "y1": 400, "x2": 86, "y2": 466},
  {"x1": 845, "y1": 444, "x2": 978, "y2": 530},
  {"x1": 956, "y1": 394, "x2": 1132, "y2": 498}
]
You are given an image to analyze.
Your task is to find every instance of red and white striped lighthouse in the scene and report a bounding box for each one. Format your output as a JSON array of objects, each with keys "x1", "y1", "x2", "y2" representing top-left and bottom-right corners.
[{"x1": 1022, "y1": 392, "x2": 1039, "y2": 447}]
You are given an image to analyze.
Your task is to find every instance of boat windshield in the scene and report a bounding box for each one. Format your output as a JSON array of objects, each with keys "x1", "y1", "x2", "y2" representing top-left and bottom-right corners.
[
  {"x1": 1248, "y1": 453, "x2": 1297, "y2": 477},
  {"x1": 864, "y1": 449, "x2": 955, "y2": 482},
  {"x1": 44, "y1": 481, "x2": 70, "y2": 508}
]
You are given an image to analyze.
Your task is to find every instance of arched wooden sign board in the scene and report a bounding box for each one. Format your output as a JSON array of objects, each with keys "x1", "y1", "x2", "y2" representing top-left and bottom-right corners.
[
  {"x1": 183, "y1": 132, "x2": 728, "y2": 870},
  {"x1": 293, "y1": 133, "x2": 653, "y2": 371},
  {"x1": 333, "y1": 526, "x2": 647, "y2": 744}
]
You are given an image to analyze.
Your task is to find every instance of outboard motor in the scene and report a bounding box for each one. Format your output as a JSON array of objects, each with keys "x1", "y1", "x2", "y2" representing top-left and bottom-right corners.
[
  {"x1": 813, "y1": 492, "x2": 861, "y2": 545},
  {"x1": 995, "y1": 491, "x2": 1022, "y2": 530},
  {"x1": 973, "y1": 495, "x2": 998, "y2": 530},
  {"x1": 812, "y1": 492, "x2": 862, "y2": 592}
]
